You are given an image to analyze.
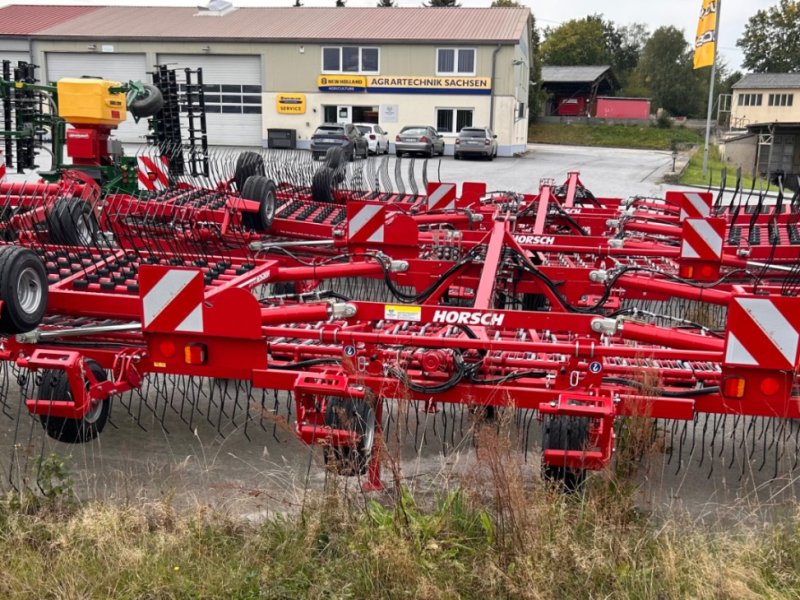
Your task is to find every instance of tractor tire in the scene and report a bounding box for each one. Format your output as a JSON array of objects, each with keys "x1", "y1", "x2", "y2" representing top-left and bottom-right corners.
[
  {"x1": 46, "y1": 197, "x2": 99, "y2": 246},
  {"x1": 311, "y1": 167, "x2": 336, "y2": 203},
  {"x1": 234, "y1": 151, "x2": 265, "y2": 193},
  {"x1": 38, "y1": 361, "x2": 110, "y2": 444},
  {"x1": 541, "y1": 414, "x2": 590, "y2": 492},
  {"x1": 129, "y1": 84, "x2": 164, "y2": 119},
  {"x1": 0, "y1": 245, "x2": 47, "y2": 334},
  {"x1": 323, "y1": 147, "x2": 346, "y2": 170},
  {"x1": 240, "y1": 175, "x2": 277, "y2": 231},
  {"x1": 323, "y1": 396, "x2": 376, "y2": 477}
]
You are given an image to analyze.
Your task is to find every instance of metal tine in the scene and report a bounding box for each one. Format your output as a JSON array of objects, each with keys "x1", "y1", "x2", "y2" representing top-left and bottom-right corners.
[
  {"x1": 422, "y1": 158, "x2": 429, "y2": 190},
  {"x1": 721, "y1": 166, "x2": 742, "y2": 215},
  {"x1": 394, "y1": 155, "x2": 405, "y2": 198},
  {"x1": 379, "y1": 154, "x2": 392, "y2": 199},
  {"x1": 408, "y1": 158, "x2": 419, "y2": 200}
]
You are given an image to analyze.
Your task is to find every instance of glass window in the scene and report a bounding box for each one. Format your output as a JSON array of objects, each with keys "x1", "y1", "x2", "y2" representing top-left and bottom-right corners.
[
  {"x1": 322, "y1": 47, "x2": 340, "y2": 72},
  {"x1": 342, "y1": 47, "x2": 360, "y2": 72},
  {"x1": 438, "y1": 48, "x2": 475, "y2": 75},
  {"x1": 436, "y1": 108, "x2": 473, "y2": 134},
  {"x1": 456, "y1": 109, "x2": 473, "y2": 131},
  {"x1": 437, "y1": 110, "x2": 454, "y2": 133},
  {"x1": 789, "y1": 95, "x2": 794, "y2": 106},
  {"x1": 323, "y1": 106, "x2": 338, "y2": 123},
  {"x1": 437, "y1": 49, "x2": 455, "y2": 74},
  {"x1": 457, "y1": 50, "x2": 475, "y2": 74},
  {"x1": 362, "y1": 48, "x2": 379, "y2": 72}
]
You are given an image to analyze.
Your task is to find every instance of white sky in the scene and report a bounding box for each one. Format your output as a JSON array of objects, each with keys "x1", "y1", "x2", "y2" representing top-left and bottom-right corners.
[{"x1": 3, "y1": 0, "x2": 773, "y2": 71}]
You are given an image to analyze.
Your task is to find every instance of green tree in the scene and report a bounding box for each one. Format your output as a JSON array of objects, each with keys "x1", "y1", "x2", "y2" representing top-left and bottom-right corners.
[
  {"x1": 637, "y1": 26, "x2": 705, "y2": 117},
  {"x1": 738, "y1": 0, "x2": 800, "y2": 72},
  {"x1": 377, "y1": 0, "x2": 395, "y2": 6},
  {"x1": 528, "y1": 14, "x2": 545, "y2": 120},
  {"x1": 541, "y1": 17, "x2": 610, "y2": 66},
  {"x1": 423, "y1": 0, "x2": 460, "y2": 6},
  {"x1": 490, "y1": 0, "x2": 520, "y2": 5}
]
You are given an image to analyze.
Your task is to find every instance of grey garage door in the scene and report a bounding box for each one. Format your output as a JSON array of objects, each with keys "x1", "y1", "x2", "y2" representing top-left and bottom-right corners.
[
  {"x1": 45, "y1": 52, "x2": 149, "y2": 143},
  {"x1": 157, "y1": 54, "x2": 262, "y2": 146}
]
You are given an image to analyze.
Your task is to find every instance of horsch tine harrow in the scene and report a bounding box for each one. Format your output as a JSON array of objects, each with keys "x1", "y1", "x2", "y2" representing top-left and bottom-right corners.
[{"x1": 0, "y1": 161, "x2": 798, "y2": 493}]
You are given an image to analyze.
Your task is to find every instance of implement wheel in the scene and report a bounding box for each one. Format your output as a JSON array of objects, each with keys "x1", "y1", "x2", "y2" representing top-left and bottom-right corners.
[
  {"x1": 542, "y1": 414, "x2": 590, "y2": 492},
  {"x1": 240, "y1": 175, "x2": 277, "y2": 231},
  {"x1": 311, "y1": 167, "x2": 336, "y2": 203},
  {"x1": 234, "y1": 151, "x2": 265, "y2": 193},
  {"x1": 0, "y1": 246, "x2": 47, "y2": 334},
  {"x1": 38, "y1": 361, "x2": 110, "y2": 444},
  {"x1": 129, "y1": 84, "x2": 164, "y2": 119},
  {"x1": 46, "y1": 197, "x2": 99, "y2": 246},
  {"x1": 323, "y1": 397, "x2": 376, "y2": 477}
]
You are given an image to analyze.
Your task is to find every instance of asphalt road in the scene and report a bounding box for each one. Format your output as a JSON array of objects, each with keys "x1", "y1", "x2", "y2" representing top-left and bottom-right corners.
[{"x1": 2, "y1": 144, "x2": 797, "y2": 523}]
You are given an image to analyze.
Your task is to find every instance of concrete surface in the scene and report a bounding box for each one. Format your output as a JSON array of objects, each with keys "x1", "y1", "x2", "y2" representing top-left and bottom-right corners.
[{"x1": 1, "y1": 143, "x2": 797, "y2": 523}]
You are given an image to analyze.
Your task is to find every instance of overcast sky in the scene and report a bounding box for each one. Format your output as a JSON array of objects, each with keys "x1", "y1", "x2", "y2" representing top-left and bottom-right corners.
[{"x1": 3, "y1": 0, "x2": 774, "y2": 72}]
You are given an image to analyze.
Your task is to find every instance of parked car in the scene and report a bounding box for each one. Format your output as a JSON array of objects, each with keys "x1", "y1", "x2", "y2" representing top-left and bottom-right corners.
[
  {"x1": 354, "y1": 123, "x2": 390, "y2": 155},
  {"x1": 454, "y1": 127, "x2": 498, "y2": 161},
  {"x1": 395, "y1": 126, "x2": 445, "y2": 158},
  {"x1": 310, "y1": 123, "x2": 368, "y2": 161}
]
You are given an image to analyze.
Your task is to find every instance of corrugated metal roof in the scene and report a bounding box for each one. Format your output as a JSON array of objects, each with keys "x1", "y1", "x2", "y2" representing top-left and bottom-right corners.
[
  {"x1": 21, "y1": 6, "x2": 529, "y2": 43},
  {"x1": 0, "y1": 4, "x2": 99, "y2": 36},
  {"x1": 733, "y1": 73, "x2": 800, "y2": 90},
  {"x1": 541, "y1": 65, "x2": 612, "y2": 83}
]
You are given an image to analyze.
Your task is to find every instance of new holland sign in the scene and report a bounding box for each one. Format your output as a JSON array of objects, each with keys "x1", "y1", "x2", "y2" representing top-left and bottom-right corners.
[{"x1": 318, "y1": 75, "x2": 491, "y2": 95}]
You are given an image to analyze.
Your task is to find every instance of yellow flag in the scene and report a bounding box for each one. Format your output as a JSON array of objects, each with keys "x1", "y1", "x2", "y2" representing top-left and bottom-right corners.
[{"x1": 693, "y1": 0, "x2": 718, "y2": 69}]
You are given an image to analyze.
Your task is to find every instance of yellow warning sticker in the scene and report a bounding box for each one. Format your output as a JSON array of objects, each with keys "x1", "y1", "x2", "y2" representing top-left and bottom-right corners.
[{"x1": 384, "y1": 304, "x2": 421, "y2": 322}]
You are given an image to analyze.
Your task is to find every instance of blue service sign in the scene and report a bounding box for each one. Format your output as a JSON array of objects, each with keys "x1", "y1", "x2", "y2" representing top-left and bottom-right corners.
[
  {"x1": 344, "y1": 345, "x2": 356, "y2": 357},
  {"x1": 589, "y1": 361, "x2": 602, "y2": 374}
]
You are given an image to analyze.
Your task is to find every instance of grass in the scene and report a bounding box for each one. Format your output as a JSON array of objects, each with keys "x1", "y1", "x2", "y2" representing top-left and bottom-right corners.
[
  {"x1": 528, "y1": 122, "x2": 703, "y2": 151},
  {"x1": 680, "y1": 144, "x2": 764, "y2": 190},
  {"x1": 3, "y1": 440, "x2": 800, "y2": 599}
]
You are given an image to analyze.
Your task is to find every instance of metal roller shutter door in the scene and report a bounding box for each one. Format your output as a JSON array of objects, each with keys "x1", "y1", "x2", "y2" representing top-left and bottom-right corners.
[
  {"x1": 45, "y1": 53, "x2": 149, "y2": 143},
  {"x1": 157, "y1": 54, "x2": 262, "y2": 146}
]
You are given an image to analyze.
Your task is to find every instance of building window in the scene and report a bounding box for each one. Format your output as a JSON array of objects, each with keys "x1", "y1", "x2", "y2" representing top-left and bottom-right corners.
[
  {"x1": 436, "y1": 48, "x2": 476, "y2": 76},
  {"x1": 321, "y1": 47, "x2": 380, "y2": 74},
  {"x1": 737, "y1": 93, "x2": 763, "y2": 107},
  {"x1": 436, "y1": 108, "x2": 473, "y2": 133},
  {"x1": 517, "y1": 102, "x2": 526, "y2": 119},
  {"x1": 768, "y1": 93, "x2": 794, "y2": 107}
]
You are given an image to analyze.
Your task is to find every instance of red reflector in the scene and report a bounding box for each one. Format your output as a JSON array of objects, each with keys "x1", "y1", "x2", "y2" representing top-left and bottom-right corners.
[
  {"x1": 184, "y1": 343, "x2": 207, "y2": 365},
  {"x1": 111, "y1": 110, "x2": 120, "y2": 118},
  {"x1": 679, "y1": 265, "x2": 694, "y2": 279},
  {"x1": 722, "y1": 376, "x2": 746, "y2": 399},
  {"x1": 159, "y1": 341, "x2": 176, "y2": 357},
  {"x1": 760, "y1": 377, "x2": 780, "y2": 396}
]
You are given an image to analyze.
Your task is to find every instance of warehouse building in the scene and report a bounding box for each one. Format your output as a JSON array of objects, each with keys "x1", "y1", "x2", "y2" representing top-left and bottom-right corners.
[{"x1": 0, "y1": 3, "x2": 532, "y2": 156}]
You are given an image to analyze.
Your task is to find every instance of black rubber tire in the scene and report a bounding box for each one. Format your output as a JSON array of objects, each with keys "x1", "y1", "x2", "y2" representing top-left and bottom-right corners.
[
  {"x1": 396, "y1": 151, "x2": 403, "y2": 158},
  {"x1": 542, "y1": 414, "x2": 590, "y2": 492},
  {"x1": 311, "y1": 167, "x2": 336, "y2": 203},
  {"x1": 454, "y1": 153, "x2": 461, "y2": 160},
  {"x1": 0, "y1": 245, "x2": 48, "y2": 334},
  {"x1": 323, "y1": 396, "x2": 376, "y2": 476},
  {"x1": 234, "y1": 151, "x2": 265, "y2": 193},
  {"x1": 129, "y1": 84, "x2": 164, "y2": 119},
  {"x1": 240, "y1": 175, "x2": 277, "y2": 231},
  {"x1": 38, "y1": 361, "x2": 109, "y2": 444},
  {"x1": 323, "y1": 147, "x2": 346, "y2": 170},
  {"x1": 46, "y1": 197, "x2": 99, "y2": 246},
  {"x1": 428, "y1": 146, "x2": 435, "y2": 158}
]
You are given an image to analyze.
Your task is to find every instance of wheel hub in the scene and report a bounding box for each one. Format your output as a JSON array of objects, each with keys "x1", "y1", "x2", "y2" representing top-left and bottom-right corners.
[{"x1": 17, "y1": 266, "x2": 42, "y2": 315}]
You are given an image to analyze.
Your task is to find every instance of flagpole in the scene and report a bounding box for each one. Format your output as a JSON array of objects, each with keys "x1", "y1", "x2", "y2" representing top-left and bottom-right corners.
[{"x1": 701, "y1": 0, "x2": 721, "y2": 178}]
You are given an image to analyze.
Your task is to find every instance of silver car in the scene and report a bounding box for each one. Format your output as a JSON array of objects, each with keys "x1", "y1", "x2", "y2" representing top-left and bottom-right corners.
[
  {"x1": 395, "y1": 126, "x2": 445, "y2": 158},
  {"x1": 454, "y1": 127, "x2": 498, "y2": 161}
]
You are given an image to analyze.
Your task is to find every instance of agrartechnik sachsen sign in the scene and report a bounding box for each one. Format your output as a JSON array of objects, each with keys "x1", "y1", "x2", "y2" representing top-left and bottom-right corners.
[{"x1": 318, "y1": 75, "x2": 491, "y2": 95}]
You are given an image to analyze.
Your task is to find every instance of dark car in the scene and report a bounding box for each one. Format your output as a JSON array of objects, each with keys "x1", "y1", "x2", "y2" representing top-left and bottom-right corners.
[
  {"x1": 454, "y1": 127, "x2": 498, "y2": 161},
  {"x1": 395, "y1": 126, "x2": 445, "y2": 158},
  {"x1": 310, "y1": 123, "x2": 369, "y2": 161}
]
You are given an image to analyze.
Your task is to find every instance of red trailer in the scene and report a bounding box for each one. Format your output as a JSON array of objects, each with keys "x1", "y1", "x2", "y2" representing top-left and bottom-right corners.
[{"x1": 595, "y1": 97, "x2": 651, "y2": 120}]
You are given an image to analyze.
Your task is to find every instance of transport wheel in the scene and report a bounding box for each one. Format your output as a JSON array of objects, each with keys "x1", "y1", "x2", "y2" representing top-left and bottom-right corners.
[
  {"x1": 129, "y1": 84, "x2": 164, "y2": 119},
  {"x1": 47, "y1": 197, "x2": 99, "y2": 246},
  {"x1": 541, "y1": 414, "x2": 590, "y2": 492},
  {"x1": 323, "y1": 147, "x2": 346, "y2": 170},
  {"x1": 0, "y1": 245, "x2": 48, "y2": 334},
  {"x1": 234, "y1": 151, "x2": 265, "y2": 193},
  {"x1": 38, "y1": 361, "x2": 110, "y2": 444},
  {"x1": 311, "y1": 167, "x2": 336, "y2": 203},
  {"x1": 323, "y1": 397, "x2": 376, "y2": 476},
  {"x1": 240, "y1": 175, "x2": 277, "y2": 231}
]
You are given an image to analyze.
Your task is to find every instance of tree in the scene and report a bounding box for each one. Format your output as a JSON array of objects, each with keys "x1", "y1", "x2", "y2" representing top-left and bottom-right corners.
[
  {"x1": 528, "y1": 13, "x2": 545, "y2": 121},
  {"x1": 335, "y1": 0, "x2": 345, "y2": 5},
  {"x1": 541, "y1": 18, "x2": 610, "y2": 66},
  {"x1": 738, "y1": 0, "x2": 800, "y2": 72},
  {"x1": 636, "y1": 26, "x2": 705, "y2": 117},
  {"x1": 491, "y1": 0, "x2": 520, "y2": 6},
  {"x1": 377, "y1": 0, "x2": 395, "y2": 6},
  {"x1": 423, "y1": 0, "x2": 460, "y2": 7},
  {"x1": 292, "y1": 0, "x2": 302, "y2": 6}
]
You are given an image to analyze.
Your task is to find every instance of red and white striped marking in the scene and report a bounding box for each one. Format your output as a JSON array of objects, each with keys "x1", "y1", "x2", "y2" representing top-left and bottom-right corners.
[
  {"x1": 426, "y1": 182, "x2": 456, "y2": 212},
  {"x1": 137, "y1": 154, "x2": 170, "y2": 191},
  {"x1": 667, "y1": 190, "x2": 712, "y2": 221},
  {"x1": 0, "y1": 151, "x2": 6, "y2": 183},
  {"x1": 347, "y1": 203, "x2": 385, "y2": 244},
  {"x1": 680, "y1": 217, "x2": 725, "y2": 261},
  {"x1": 140, "y1": 268, "x2": 204, "y2": 333},
  {"x1": 725, "y1": 297, "x2": 800, "y2": 370}
]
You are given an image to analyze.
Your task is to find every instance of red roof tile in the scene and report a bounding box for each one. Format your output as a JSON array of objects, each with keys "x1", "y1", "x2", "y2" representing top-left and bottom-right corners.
[{"x1": 0, "y1": 4, "x2": 99, "y2": 36}]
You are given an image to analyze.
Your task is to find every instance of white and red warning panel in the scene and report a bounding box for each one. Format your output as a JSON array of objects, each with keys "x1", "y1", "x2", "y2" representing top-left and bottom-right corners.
[
  {"x1": 347, "y1": 202, "x2": 385, "y2": 244},
  {"x1": 679, "y1": 217, "x2": 725, "y2": 280},
  {"x1": 666, "y1": 190, "x2": 712, "y2": 222},
  {"x1": 140, "y1": 267, "x2": 205, "y2": 334},
  {"x1": 137, "y1": 153, "x2": 170, "y2": 191},
  {"x1": 0, "y1": 151, "x2": 6, "y2": 183},
  {"x1": 426, "y1": 182, "x2": 456, "y2": 212},
  {"x1": 724, "y1": 296, "x2": 800, "y2": 371}
]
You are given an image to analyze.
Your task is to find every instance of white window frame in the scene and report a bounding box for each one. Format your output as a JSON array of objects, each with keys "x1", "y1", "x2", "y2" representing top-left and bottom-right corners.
[
  {"x1": 436, "y1": 48, "x2": 476, "y2": 76},
  {"x1": 320, "y1": 46, "x2": 380, "y2": 75},
  {"x1": 435, "y1": 107, "x2": 474, "y2": 134}
]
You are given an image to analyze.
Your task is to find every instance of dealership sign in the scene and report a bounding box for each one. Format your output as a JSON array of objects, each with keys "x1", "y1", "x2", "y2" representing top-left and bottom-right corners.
[
  {"x1": 318, "y1": 75, "x2": 491, "y2": 95},
  {"x1": 275, "y1": 93, "x2": 306, "y2": 114}
]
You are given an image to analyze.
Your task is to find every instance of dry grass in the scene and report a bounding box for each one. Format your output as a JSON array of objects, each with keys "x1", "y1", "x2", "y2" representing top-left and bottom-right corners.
[{"x1": 2, "y1": 431, "x2": 800, "y2": 599}]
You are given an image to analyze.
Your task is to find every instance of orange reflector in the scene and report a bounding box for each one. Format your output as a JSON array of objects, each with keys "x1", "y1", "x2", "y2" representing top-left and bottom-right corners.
[
  {"x1": 760, "y1": 377, "x2": 780, "y2": 396},
  {"x1": 722, "y1": 376, "x2": 746, "y2": 399},
  {"x1": 679, "y1": 265, "x2": 694, "y2": 279},
  {"x1": 184, "y1": 343, "x2": 207, "y2": 365}
]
